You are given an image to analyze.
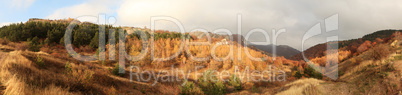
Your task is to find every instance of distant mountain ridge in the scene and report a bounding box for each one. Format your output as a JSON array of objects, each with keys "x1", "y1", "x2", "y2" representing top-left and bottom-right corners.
[
  {"x1": 251, "y1": 44, "x2": 300, "y2": 59},
  {"x1": 189, "y1": 31, "x2": 301, "y2": 58},
  {"x1": 291, "y1": 29, "x2": 402, "y2": 60}
]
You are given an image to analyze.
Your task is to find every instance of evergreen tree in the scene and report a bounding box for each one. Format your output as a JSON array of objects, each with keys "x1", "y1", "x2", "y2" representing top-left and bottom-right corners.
[
  {"x1": 90, "y1": 32, "x2": 99, "y2": 48},
  {"x1": 28, "y1": 36, "x2": 41, "y2": 52}
]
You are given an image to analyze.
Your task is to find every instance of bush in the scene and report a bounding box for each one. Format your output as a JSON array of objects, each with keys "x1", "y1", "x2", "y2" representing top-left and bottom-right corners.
[
  {"x1": 198, "y1": 70, "x2": 226, "y2": 95},
  {"x1": 213, "y1": 81, "x2": 226, "y2": 94},
  {"x1": 112, "y1": 63, "x2": 124, "y2": 76},
  {"x1": 65, "y1": 61, "x2": 72, "y2": 73},
  {"x1": 28, "y1": 37, "x2": 41, "y2": 52},
  {"x1": 70, "y1": 67, "x2": 94, "y2": 87},
  {"x1": 36, "y1": 55, "x2": 45, "y2": 68},
  {"x1": 14, "y1": 42, "x2": 29, "y2": 51},
  {"x1": 251, "y1": 86, "x2": 261, "y2": 93},
  {"x1": 101, "y1": 60, "x2": 106, "y2": 66},
  {"x1": 370, "y1": 44, "x2": 391, "y2": 60},
  {"x1": 303, "y1": 65, "x2": 323, "y2": 79},
  {"x1": 179, "y1": 82, "x2": 204, "y2": 95},
  {"x1": 293, "y1": 70, "x2": 303, "y2": 79},
  {"x1": 0, "y1": 38, "x2": 9, "y2": 45},
  {"x1": 228, "y1": 74, "x2": 242, "y2": 91},
  {"x1": 293, "y1": 65, "x2": 323, "y2": 79}
]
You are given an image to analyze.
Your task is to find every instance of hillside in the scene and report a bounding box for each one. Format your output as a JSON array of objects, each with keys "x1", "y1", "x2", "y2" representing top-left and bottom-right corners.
[
  {"x1": 251, "y1": 44, "x2": 300, "y2": 59},
  {"x1": 237, "y1": 31, "x2": 401, "y2": 95},
  {"x1": 0, "y1": 19, "x2": 300, "y2": 94},
  {"x1": 291, "y1": 29, "x2": 402, "y2": 60},
  {"x1": 280, "y1": 33, "x2": 402, "y2": 95}
]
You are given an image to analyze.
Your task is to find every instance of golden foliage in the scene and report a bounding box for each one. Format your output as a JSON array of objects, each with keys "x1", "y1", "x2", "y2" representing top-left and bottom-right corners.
[{"x1": 123, "y1": 33, "x2": 290, "y2": 72}]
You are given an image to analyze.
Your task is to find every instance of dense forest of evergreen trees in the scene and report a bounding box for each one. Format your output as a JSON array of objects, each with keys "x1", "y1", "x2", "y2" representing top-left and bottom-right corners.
[{"x1": 0, "y1": 21, "x2": 193, "y2": 52}]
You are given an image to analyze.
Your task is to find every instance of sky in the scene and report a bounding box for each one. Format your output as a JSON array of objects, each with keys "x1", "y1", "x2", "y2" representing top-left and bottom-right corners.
[{"x1": 1, "y1": 0, "x2": 402, "y2": 51}]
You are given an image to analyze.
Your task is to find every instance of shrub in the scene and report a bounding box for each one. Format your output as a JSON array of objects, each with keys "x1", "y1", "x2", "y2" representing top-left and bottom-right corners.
[
  {"x1": 36, "y1": 55, "x2": 45, "y2": 68},
  {"x1": 40, "y1": 45, "x2": 51, "y2": 53},
  {"x1": 101, "y1": 60, "x2": 106, "y2": 66},
  {"x1": 179, "y1": 82, "x2": 204, "y2": 95},
  {"x1": 370, "y1": 44, "x2": 391, "y2": 60},
  {"x1": 112, "y1": 63, "x2": 124, "y2": 76},
  {"x1": 79, "y1": 45, "x2": 93, "y2": 53},
  {"x1": 243, "y1": 82, "x2": 254, "y2": 90},
  {"x1": 293, "y1": 70, "x2": 303, "y2": 79},
  {"x1": 0, "y1": 38, "x2": 9, "y2": 45},
  {"x1": 70, "y1": 67, "x2": 94, "y2": 87},
  {"x1": 228, "y1": 74, "x2": 242, "y2": 91},
  {"x1": 14, "y1": 42, "x2": 29, "y2": 51},
  {"x1": 387, "y1": 63, "x2": 396, "y2": 72},
  {"x1": 302, "y1": 65, "x2": 323, "y2": 79},
  {"x1": 213, "y1": 81, "x2": 226, "y2": 94},
  {"x1": 198, "y1": 70, "x2": 226, "y2": 95},
  {"x1": 378, "y1": 72, "x2": 388, "y2": 78},
  {"x1": 28, "y1": 37, "x2": 41, "y2": 52},
  {"x1": 251, "y1": 86, "x2": 261, "y2": 93},
  {"x1": 198, "y1": 70, "x2": 216, "y2": 93},
  {"x1": 65, "y1": 61, "x2": 72, "y2": 73},
  {"x1": 338, "y1": 70, "x2": 344, "y2": 77}
]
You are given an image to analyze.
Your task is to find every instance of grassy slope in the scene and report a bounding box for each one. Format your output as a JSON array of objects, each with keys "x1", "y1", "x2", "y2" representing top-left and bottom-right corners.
[
  {"x1": 276, "y1": 35, "x2": 402, "y2": 95},
  {"x1": 0, "y1": 49, "x2": 180, "y2": 95}
]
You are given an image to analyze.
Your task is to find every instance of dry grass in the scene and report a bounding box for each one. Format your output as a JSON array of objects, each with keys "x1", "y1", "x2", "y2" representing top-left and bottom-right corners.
[
  {"x1": 13, "y1": 42, "x2": 29, "y2": 51},
  {"x1": 0, "y1": 51, "x2": 163, "y2": 94},
  {"x1": 276, "y1": 78, "x2": 324, "y2": 95},
  {"x1": 0, "y1": 38, "x2": 9, "y2": 45},
  {"x1": 369, "y1": 44, "x2": 392, "y2": 60}
]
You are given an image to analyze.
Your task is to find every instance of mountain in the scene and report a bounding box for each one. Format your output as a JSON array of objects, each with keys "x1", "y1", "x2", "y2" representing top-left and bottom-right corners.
[
  {"x1": 291, "y1": 29, "x2": 402, "y2": 60},
  {"x1": 290, "y1": 42, "x2": 332, "y2": 60},
  {"x1": 251, "y1": 44, "x2": 300, "y2": 58}
]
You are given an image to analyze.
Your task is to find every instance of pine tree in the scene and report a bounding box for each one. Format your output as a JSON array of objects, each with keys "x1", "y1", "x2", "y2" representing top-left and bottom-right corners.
[{"x1": 90, "y1": 32, "x2": 99, "y2": 49}]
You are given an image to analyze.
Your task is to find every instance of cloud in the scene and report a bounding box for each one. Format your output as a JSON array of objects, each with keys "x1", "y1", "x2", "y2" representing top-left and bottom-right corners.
[
  {"x1": 45, "y1": 0, "x2": 402, "y2": 50},
  {"x1": 10, "y1": 0, "x2": 35, "y2": 8},
  {"x1": 46, "y1": 0, "x2": 121, "y2": 22},
  {"x1": 116, "y1": 0, "x2": 402, "y2": 50},
  {"x1": 0, "y1": 22, "x2": 14, "y2": 28}
]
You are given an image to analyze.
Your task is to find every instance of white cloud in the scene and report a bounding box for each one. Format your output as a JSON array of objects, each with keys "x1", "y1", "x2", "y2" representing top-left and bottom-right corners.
[
  {"x1": 46, "y1": 0, "x2": 120, "y2": 23},
  {"x1": 0, "y1": 22, "x2": 14, "y2": 28},
  {"x1": 46, "y1": 0, "x2": 402, "y2": 50},
  {"x1": 10, "y1": 0, "x2": 35, "y2": 8},
  {"x1": 115, "y1": 0, "x2": 402, "y2": 50}
]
